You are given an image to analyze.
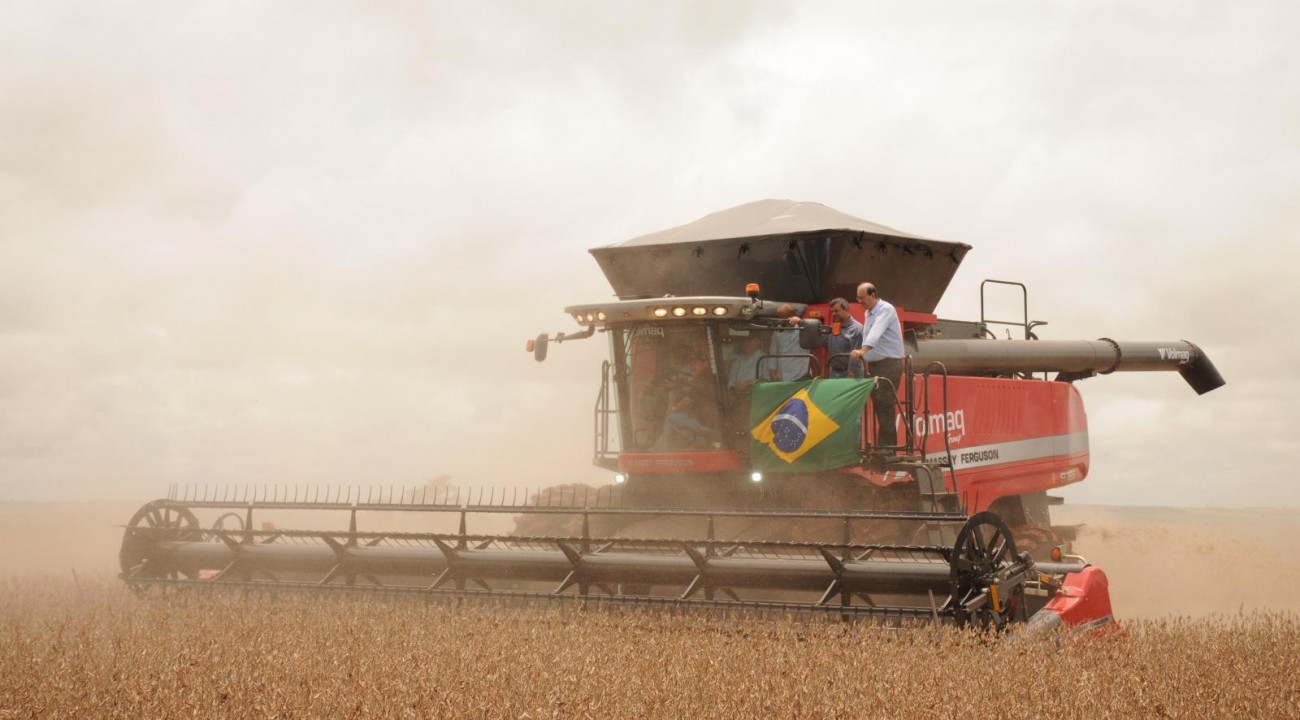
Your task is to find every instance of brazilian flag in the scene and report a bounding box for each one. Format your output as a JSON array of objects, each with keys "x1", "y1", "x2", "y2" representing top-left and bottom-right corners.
[{"x1": 749, "y1": 378, "x2": 876, "y2": 472}]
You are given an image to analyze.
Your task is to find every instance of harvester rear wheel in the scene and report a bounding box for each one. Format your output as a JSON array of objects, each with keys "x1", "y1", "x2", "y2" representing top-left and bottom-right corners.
[{"x1": 119, "y1": 501, "x2": 204, "y2": 593}]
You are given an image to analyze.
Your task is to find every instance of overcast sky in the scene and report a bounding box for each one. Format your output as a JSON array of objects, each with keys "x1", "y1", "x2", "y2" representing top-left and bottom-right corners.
[{"x1": 2, "y1": 1, "x2": 1296, "y2": 507}]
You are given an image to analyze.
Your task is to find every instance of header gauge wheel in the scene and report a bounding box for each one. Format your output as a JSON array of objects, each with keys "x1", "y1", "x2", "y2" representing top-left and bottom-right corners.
[
  {"x1": 119, "y1": 500, "x2": 203, "y2": 593},
  {"x1": 949, "y1": 511, "x2": 1021, "y2": 630}
]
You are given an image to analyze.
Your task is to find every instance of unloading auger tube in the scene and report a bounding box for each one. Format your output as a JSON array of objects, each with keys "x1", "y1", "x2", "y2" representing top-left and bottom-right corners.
[
  {"x1": 910, "y1": 338, "x2": 1225, "y2": 395},
  {"x1": 117, "y1": 486, "x2": 1116, "y2": 632}
]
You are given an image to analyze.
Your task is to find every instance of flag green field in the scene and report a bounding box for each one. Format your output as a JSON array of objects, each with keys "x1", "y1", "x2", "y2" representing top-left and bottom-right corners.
[{"x1": 749, "y1": 378, "x2": 875, "y2": 472}]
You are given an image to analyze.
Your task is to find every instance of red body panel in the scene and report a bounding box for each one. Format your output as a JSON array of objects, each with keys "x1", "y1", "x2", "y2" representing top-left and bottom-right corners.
[
  {"x1": 616, "y1": 374, "x2": 1090, "y2": 513},
  {"x1": 1031, "y1": 566, "x2": 1117, "y2": 632},
  {"x1": 619, "y1": 451, "x2": 743, "y2": 474},
  {"x1": 872, "y1": 374, "x2": 1090, "y2": 512}
]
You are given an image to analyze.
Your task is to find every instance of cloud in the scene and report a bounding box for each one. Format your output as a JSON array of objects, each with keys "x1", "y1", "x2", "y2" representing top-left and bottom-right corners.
[{"x1": 0, "y1": 1, "x2": 1295, "y2": 507}]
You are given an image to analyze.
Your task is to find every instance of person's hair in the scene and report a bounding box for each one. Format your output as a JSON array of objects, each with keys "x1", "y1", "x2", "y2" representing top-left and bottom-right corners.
[
  {"x1": 861, "y1": 283, "x2": 877, "y2": 297},
  {"x1": 776, "y1": 303, "x2": 796, "y2": 318},
  {"x1": 829, "y1": 297, "x2": 850, "y2": 311}
]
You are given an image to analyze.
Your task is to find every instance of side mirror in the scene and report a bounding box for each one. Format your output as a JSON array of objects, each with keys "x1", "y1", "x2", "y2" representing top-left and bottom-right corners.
[
  {"x1": 798, "y1": 319, "x2": 823, "y2": 350},
  {"x1": 532, "y1": 333, "x2": 549, "y2": 362}
]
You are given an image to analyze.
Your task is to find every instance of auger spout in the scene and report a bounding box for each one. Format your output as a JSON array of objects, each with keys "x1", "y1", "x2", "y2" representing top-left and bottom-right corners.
[{"x1": 910, "y1": 338, "x2": 1225, "y2": 394}]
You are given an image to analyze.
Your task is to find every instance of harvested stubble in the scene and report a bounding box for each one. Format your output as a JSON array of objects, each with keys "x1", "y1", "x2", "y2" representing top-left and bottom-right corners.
[{"x1": 1, "y1": 576, "x2": 1297, "y2": 719}]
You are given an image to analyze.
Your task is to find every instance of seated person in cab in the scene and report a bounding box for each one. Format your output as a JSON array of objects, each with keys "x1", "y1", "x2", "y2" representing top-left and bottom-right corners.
[
  {"x1": 656, "y1": 390, "x2": 718, "y2": 450},
  {"x1": 674, "y1": 352, "x2": 711, "y2": 386}
]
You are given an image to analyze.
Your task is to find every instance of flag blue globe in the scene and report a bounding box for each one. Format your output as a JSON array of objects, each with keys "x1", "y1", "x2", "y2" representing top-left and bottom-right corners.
[{"x1": 771, "y1": 398, "x2": 809, "y2": 453}]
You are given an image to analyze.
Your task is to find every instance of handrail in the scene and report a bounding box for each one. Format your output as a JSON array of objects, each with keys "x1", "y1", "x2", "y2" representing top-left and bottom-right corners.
[
  {"x1": 979, "y1": 279, "x2": 1031, "y2": 340},
  {"x1": 754, "y1": 353, "x2": 824, "y2": 381}
]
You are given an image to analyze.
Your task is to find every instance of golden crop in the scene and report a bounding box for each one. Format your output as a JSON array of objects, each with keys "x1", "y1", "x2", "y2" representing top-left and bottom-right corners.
[{"x1": 1, "y1": 577, "x2": 1297, "y2": 719}]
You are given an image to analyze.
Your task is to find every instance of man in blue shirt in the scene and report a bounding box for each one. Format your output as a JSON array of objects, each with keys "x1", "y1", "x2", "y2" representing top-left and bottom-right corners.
[
  {"x1": 850, "y1": 282, "x2": 905, "y2": 450},
  {"x1": 787, "y1": 298, "x2": 863, "y2": 378},
  {"x1": 824, "y1": 298, "x2": 864, "y2": 378}
]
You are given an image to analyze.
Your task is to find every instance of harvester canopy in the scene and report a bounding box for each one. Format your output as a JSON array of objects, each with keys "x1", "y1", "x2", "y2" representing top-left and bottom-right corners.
[{"x1": 590, "y1": 199, "x2": 972, "y2": 312}]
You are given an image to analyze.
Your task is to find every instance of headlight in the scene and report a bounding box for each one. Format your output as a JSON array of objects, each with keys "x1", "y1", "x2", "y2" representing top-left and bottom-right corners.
[
  {"x1": 652, "y1": 307, "x2": 669, "y2": 318},
  {"x1": 596, "y1": 311, "x2": 607, "y2": 321},
  {"x1": 750, "y1": 471, "x2": 763, "y2": 483},
  {"x1": 585, "y1": 312, "x2": 595, "y2": 322},
  {"x1": 614, "y1": 473, "x2": 627, "y2": 485},
  {"x1": 671, "y1": 307, "x2": 687, "y2": 317},
  {"x1": 712, "y1": 306, "x2": 729, "y2": 316},
  {"x1": 691, "y1": 307, "x2": 707, "y2": 316}
]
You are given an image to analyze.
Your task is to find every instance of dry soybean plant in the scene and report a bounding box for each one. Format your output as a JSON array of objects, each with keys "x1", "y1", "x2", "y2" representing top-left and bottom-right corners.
[{"x1": 1, "y1": 575, "x2": 1297, "y2": 719}]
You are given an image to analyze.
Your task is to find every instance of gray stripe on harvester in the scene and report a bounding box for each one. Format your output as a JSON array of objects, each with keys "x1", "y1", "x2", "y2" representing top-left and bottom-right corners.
[{"x1": 923, "y1": 432, "x2": 1089, "y2": 470}]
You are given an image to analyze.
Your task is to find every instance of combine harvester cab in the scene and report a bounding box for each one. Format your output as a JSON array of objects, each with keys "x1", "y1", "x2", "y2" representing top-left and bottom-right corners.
[{"x1": 119, "y1": 200, "x2": 1222, "y2": 635}]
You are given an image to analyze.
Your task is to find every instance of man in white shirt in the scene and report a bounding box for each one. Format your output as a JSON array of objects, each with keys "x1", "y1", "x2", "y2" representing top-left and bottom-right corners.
[{"x1": 850, "y1": 282, "x2": 905, "y2": 450}]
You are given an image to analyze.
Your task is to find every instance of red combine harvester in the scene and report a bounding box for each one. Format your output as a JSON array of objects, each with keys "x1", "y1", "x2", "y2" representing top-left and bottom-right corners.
[{"x1": 118, "y1": 200, "x2": 1223, "y2": 633}]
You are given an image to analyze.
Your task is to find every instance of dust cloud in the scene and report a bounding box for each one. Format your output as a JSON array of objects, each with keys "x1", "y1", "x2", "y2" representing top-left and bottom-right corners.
[{"x1": 1055, "y1": 504, "x2": 1300, "y2": 618}]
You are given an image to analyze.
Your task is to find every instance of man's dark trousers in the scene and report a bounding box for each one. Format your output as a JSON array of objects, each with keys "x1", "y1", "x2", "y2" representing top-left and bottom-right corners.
[{"x1": 868, "y1": 358, "x2": 903, "y2": 449}]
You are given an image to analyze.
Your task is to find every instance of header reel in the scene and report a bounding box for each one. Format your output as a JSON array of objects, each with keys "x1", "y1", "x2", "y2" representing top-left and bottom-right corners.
[{"x1": 117, "y1": 485, "x2": 1083, "y2": 631}]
